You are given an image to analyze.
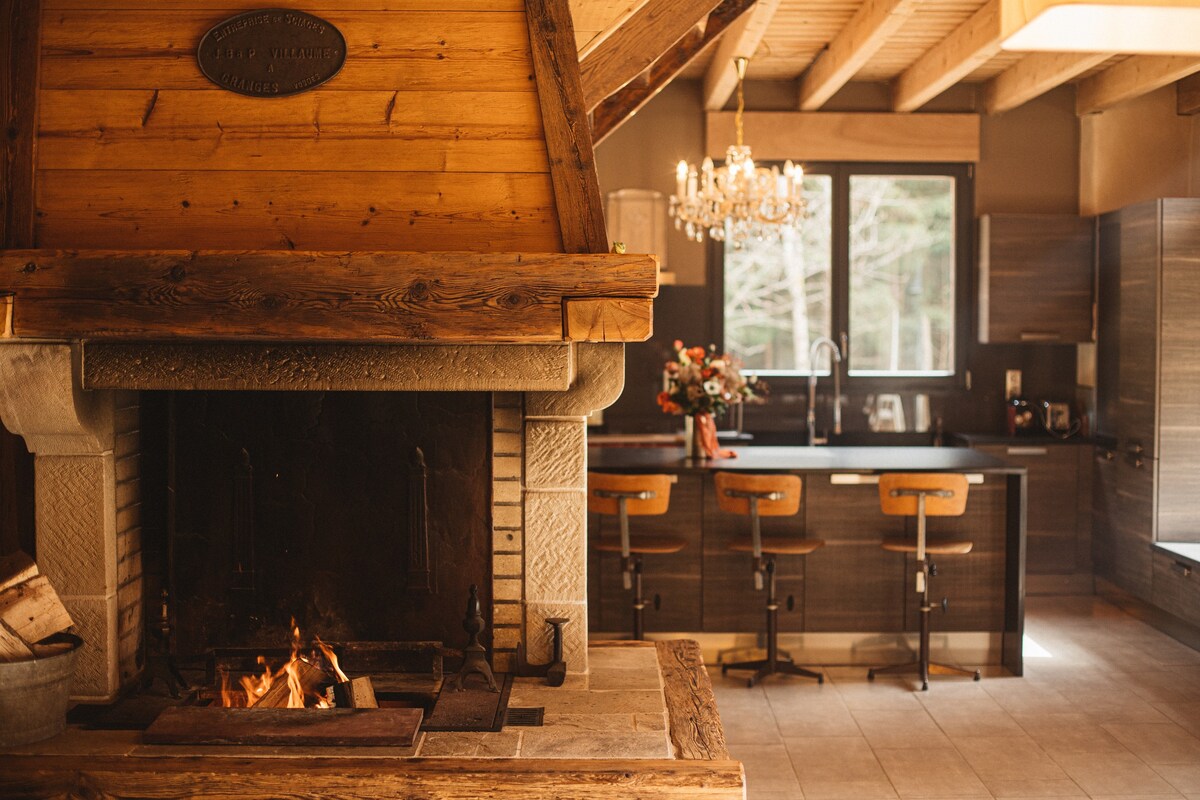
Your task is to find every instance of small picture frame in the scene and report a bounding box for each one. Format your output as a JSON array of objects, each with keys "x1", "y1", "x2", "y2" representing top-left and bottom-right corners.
[{"x1": 1046, "y1": 402, "x2": 1071, "y2": 432}]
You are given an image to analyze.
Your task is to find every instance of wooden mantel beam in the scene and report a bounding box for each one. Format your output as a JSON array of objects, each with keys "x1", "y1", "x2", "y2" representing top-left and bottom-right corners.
[
  {"x1": 595, "y1": 0, "x2": 757, "y2": 145},
  {"x1": 1077, "y1": 55, "x2": 1200, "y2": 115},
  {"x1": 892, "y1": 0, "x2": 1003, "y2": 112},
  {"x1": 579, "y1": 0, "x2": 724, "y2": 111},
  {"x1": 798, "y1": 0, "x2": 917, "y2": 111},
  {"x1": 702, "y1": 0, "x2": 783, "y2": 111},
  {"x1": 0, "y1": 250, "x2": 658, "y2": 343},
  {"x1": 984, "y1": 51, "x2": 1111, "y2": 114}
]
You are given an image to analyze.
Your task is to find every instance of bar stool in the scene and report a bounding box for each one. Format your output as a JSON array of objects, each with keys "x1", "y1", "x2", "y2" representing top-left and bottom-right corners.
[
  {"x1": 588, "y1": 472, "x2": 685, "y2": 641},
  {"x1": 868, "y1": 473, "x2": 981, "y2": 691},
  {"x1": 714, "y1": 472, "x2": 825, "y2": 687}
]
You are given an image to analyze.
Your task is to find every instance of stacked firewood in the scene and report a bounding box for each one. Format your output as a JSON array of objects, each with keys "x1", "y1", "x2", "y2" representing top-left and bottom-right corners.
[{"x1": 0, "y1": 551, "x2": 76, "y2": 661}]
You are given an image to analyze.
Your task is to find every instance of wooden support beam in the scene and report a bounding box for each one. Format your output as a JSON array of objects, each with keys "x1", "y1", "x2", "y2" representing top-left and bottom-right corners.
[
  {"x1": 1, "y1": 250, "x2": 659, "y2": 342},
  {"x1": 984, "y1": 52, "x2": 1111, "y2": 114},
  {"x1": 564, "y1": 297, "x2": 653, "y2": 341},
  {"x1": 1180, "y1": 72, "x2": 1200, "y2": 115},
  {"x1": 798, "y1": 0, "x2": 918, "y2": 111},
  {"x1": 577, "y1": 0, "x2": 651, "y2": 60},
  {"x1": 0, "y1": 0, "x2": 41, "y2": 248},
  {"x1": 703, "y1": 0, "x2": 784, "y2": 111},
  {"x1": 706, "y1": 112, "x2": 981, "y2": 162},
  {"x1": 526, "y1": 0, "x2": 609, "y2": 254},
  {"x1": 594, "y1": 0, "x2": 757, "y2": 145},
  {"x1": 1077, "y1": 55, "x2": 1200, "y2": 115},
  {"x1": 892, "y1": 0, "x2": 1003, "y2": 112},
  {"x1": 579, "y1": 0, "x2": 723, "y2": 111}
]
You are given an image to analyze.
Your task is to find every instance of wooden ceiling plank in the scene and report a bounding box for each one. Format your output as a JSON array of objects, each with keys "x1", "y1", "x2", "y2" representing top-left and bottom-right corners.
[
  {"x1": 892, "y1": 0, "x2": 1003, "y2": 112},
  {"x1": 526, "y1": 0, "x2": 609, "y2": 254},
  {"x1": 797, "y1": 0, "x2": 918, "y2": 112},
  {"x1": 595, "y1": 0, "x2": 757, "y2": 144},
  {"x1": 1077, "y1": 54, "x2": 1200, "y2": 115},
  {"x1": 702, "y1": 0, "x2": 784, "y2": 111},
  {"x1": 577, "y1": 0, "x2": 650, "y2": 60},
  {"x1": 984, "y1": 51, "x2": 1112, "y2": 114},
  {"x1": 1179, "y1": 72, "x2": 1200, "y2": 115},
  {"x1": 579, "y1": 0, "x2": 724, "y2": 111}
]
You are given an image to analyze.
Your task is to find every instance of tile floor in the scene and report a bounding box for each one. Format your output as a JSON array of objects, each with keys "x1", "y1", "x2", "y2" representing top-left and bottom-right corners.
[{"x1": 713, "y1": 596, "x2": 1200, "y2": 799}]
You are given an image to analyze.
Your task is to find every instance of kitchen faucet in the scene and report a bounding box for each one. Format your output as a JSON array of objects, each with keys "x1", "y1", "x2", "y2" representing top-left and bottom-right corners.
[{"x1": 807, "y1": 336, "x2": 843, "y2": 446}]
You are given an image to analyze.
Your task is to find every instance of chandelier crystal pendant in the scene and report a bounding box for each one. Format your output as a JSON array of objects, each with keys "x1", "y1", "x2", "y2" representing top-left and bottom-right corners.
[{"x1": 669, "y1": 56, "x2": 805, "y2": 247}]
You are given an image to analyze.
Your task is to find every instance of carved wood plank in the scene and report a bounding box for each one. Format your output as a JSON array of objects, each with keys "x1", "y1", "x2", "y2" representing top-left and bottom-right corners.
[
  {"x1": 0, "y1": 575, "x2": 74, "y2": 645},
  {"x1": 525, "y1": 0, "x2": 609, "y2": 254},
  {"x1": 798, "y1": 0, "x2": 917, "y2": 111},
  {"x1": 0, "y1": 756, "x2": 748, "y2": 799},
  {"x1": 1077, "y1": 55, "x2": 1200, "y2": 116},
  {"x1": 1179, "y1": 73, "x2": 1200, "y2": 115},
  {"x1": 565, "y1": 297, "x2": 653, "y2": 341},
  {"x1": 2, "y1": 250, "x2": 657, "y2": 342},
  {"x1": 983, "y1": 52, "x2": 1111, "y2": 114},
  {"x1": 892, "y1": 0, "x2": 1002, "y2": 112},
  {"x1": 0, "y1": 0, "x2": 40, "y2": 248},
  {"x1": 656, "y1": 639, "x2": 730, "y2": 761},
  {"x1": 578, "y1": 0, "x2": 723, "y2": 111},
  {"x1": 594, "y1": 0, "x2": 756, "y2": 145},
  {"x1": 144, "y1": 707, "x2": 421, "y2": 746},
  {"x1": 703, "y1": 0, "x2": 784, "y2": 110}
]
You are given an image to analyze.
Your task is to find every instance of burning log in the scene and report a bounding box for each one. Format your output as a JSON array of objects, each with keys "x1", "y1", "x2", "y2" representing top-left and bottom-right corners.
[
  {"x1": 333, "y1": 676, "x2": 378, "y2": 709},
  {"x1": 251, "y1": 658, "x2": 331, "y2": 709}
]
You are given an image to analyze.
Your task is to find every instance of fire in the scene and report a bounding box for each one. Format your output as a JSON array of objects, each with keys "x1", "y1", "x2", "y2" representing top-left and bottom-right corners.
[{"x1": 216, "y1": 619, "x2": 342, "y2": 709}]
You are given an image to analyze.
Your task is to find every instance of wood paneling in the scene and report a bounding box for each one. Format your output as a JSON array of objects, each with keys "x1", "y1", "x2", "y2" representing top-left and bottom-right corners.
[
  {"x1": 1115, "y1": 201, "x2": 1160, "y2": 459},
  {"x1": 977, "y1": 214, "x2": 1095, "y2": 344},
  {"x1": 3, "y1": 249, "x2": 657, "y2": 341},
  {"x1": 1, "y1": 0, "x2": 40, "y2": 248},
  {"x1": 36, "y1": 170, "x2": 561, "y2": 251},
  {"x1": 705, "y1": 112, "x2": 980, "y2": 163},
  {"x1": 38, "y1": 90, "x2": 548, "y2": 173}
]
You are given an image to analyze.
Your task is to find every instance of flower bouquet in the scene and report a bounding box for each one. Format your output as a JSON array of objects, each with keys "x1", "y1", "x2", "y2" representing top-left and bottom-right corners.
[{"x1": 657, "y1": 341, "x2": 764, "y2": 459}]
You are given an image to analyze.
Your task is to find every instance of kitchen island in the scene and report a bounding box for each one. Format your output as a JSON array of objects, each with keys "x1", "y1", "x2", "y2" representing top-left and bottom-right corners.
[{"x1": 587, "y1": 446, "x2": 1027, "y2": 676}]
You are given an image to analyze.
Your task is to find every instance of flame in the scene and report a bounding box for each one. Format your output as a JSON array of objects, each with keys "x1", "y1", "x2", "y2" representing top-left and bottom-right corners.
[{"x1": 215, "y1": 619, "x2": 345, "y2": 709}]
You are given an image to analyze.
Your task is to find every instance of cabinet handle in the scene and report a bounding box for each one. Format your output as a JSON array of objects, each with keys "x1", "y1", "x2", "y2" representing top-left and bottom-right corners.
[
  {"x1": 1019, "y1": 331, "x2": 1062, "y2": 342},
  {"x1": 1173, "y1": 560, "x2": 1193, "y2": 578},
  {"x1": 1007, "y1": 446, "x2": 1047, "y2": 456}
]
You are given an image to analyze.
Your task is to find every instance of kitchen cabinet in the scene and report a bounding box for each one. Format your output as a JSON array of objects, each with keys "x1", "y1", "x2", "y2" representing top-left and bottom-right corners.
[
  {"x1": 1094, "y1": 198, "x2": 1200, "y2": 605},
  {"x1": 977, "y1": 214, "x2": 1095, "y2": 344},
  {"x1": 975, "y1": 443, "x2": 1092, "y2": 593}
]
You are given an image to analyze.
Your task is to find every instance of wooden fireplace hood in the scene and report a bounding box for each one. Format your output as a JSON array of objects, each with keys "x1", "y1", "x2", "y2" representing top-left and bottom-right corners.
[{"x1": 0, "y1": 0, "x2": 657, "y2": 347}]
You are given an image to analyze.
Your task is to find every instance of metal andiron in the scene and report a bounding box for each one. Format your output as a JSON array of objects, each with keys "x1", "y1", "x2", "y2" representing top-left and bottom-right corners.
[{"x1": 450, "y1": 584, "x2": 497, "y2": 692}]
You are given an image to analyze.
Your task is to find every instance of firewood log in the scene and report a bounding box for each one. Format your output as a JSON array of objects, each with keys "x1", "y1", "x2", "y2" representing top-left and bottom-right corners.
[
  {"x1": 0, "y1": 575, "x2": 74, "y2": 645},
  {"x1": 0, "y1": 551, "x2": 38, "y2": 594},
  {"x1": 0, "y1": 620, "x2": 34, "y2": 662},
  {"x1": 251, "y1": 659, "x2": 331, "y2": 709},
  {"x1": 333, "y1": 676, "x2": 378, "y2": 708}
]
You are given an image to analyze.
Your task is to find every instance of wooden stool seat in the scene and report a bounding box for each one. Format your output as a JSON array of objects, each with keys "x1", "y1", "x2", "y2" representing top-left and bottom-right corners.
[
  {"x1": 595, "y1": 535, "x2": 688, "y2": 555},
  {"x1": 729, "y1": 536, "x2": 825, "y2": 556},
  {"x1": 880, "y1": 536, "x2": 973, "y2": 556}
]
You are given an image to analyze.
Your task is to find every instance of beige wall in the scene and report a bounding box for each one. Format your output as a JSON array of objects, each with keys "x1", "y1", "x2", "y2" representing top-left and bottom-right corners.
[
  {"x1": 1080, "y1": 85, "x2": 1200, "y2": 215},
  {"x1": 596, "y1": 80, "x2": 1081, "y2": 285}
]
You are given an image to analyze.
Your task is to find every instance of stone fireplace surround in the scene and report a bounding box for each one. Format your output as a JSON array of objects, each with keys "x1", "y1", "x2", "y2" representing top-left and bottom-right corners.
[{"x1": 0, "y1": 340, "x2": 623, "y2": 702}]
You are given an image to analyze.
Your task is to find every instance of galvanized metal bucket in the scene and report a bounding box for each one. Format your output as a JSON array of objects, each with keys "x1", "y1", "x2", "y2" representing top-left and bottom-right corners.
[{"x1": 0, "y1": 633, "x2": 81, "y2": 747}]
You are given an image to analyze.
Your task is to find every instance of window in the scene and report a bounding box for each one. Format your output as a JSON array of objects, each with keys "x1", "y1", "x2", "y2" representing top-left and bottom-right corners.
[{"x1": 715, "y1": 164, "x2": 970, "y2": 383}]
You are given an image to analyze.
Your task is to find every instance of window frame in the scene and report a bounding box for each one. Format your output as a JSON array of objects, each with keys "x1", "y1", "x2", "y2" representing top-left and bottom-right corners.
[{"x1": 708, "y1": 161, "x2": 974, "y2": 394}]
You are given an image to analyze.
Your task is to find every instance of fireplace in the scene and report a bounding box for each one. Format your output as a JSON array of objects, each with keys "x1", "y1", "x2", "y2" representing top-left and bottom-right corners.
[{"x1": 0, "y1": 341, "x2": 626, "y2": 701}]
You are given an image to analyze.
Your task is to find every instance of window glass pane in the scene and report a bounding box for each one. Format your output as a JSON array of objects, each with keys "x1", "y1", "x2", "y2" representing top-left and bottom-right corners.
[
  {"x1": 723, "y1": 174, "x2": 833, "y2": 374},
  {"x1": 848, "y1": 175, "x2": 955, "y2": 376}
]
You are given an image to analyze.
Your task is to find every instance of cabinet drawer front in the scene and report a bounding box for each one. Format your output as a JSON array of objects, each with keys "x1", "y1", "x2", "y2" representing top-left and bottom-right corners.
[
  {"x1": 978, "y1": 444, "x2": 1079, "y2": 575},
  {"x1": 1152, "y1": 550, "x2": 1200, "y2": 628}
]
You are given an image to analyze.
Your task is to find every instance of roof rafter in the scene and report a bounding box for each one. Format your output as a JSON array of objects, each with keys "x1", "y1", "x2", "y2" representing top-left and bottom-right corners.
[
  {"x1": 1077, "y1": 55, "x2": 1200, "y2": 115},
  {"x1": 579, "y1": 0, "x2": 724, "y2": 111},
  {"x1": 798, "y1": 0, "x2": 918, "y2": 111},
  {"x1": 892, "y1": 0, "x2": 1003, "y2": 112},
  {"x1": 702, "y1": 0, "x2": 784, "y2": 111},
  {"x1": 984, "y1": 51, "x2": 1112, "y2": 114}
]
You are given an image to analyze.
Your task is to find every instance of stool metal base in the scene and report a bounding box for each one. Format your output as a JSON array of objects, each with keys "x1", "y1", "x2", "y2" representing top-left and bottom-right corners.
[
  {"x1": 867, "y1": 660, "x2": 980, "y2": 692},
  {"x1": 723, "y1": 655, "x2": 824, "y2": 688}
]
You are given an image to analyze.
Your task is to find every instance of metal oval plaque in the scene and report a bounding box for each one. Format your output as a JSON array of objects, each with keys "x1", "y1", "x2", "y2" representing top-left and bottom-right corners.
[{"x1": 197, "y1": 9, "x2": 346, "y2": 98}]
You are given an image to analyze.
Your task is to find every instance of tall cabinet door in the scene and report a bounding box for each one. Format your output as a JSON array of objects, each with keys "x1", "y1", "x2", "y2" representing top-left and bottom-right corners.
[
  {"x1": 1115, "y1": 200, "x2": 1160, "y2": 459},
  {"x1": 1095, "y1": 212, "x2": 1121, "y2": 436}
]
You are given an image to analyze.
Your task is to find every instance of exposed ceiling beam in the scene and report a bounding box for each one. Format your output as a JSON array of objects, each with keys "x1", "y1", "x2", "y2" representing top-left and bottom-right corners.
[
  {"x1": 702, "y1": 0, "x2": 783, "y2": 111},
  {"x1": 596, "y1": 0, "x2": 758, "y2": 144},
  {"x1": 579, "y1": 0, "x2": 724, "y2": 111},
  {"x1": 577, "y1": 0, "x2": 650, "y2": 61},
  {"x1": 984, "y1": 52, "x2": 1111, "y2": 114},
  {"x1": 798, "y1": 0, "x2": 918, "y2": 111},
  {"x1": 1179, "y1": 72, "x2": 1200, "y2": 115},
  {"x1": 1077, "y1": 55, "x2": 1200, "y2": 115},
  {"x1": 892, "y1": 0, "x2": 1003, "y2": 112}
]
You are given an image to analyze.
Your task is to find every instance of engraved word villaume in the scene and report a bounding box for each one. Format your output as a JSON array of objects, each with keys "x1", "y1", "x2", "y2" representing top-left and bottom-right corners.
[{"x1": 197, "y1": 9, "x2": 346, "y2": 98}]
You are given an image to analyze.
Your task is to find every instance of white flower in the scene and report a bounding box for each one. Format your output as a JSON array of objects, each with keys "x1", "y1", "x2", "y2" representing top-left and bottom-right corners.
[
  {"x1": 704, "y1": 379, "x2": 721, "y2": 395},
  {"x1": 711, "y1": 359, "x2": 726, "y2": 370}
]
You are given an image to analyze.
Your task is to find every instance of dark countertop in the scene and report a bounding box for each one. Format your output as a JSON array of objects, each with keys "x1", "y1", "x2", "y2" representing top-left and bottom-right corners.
[
  {"x1": 588, "y1": 445, "x2": 1021, "y2": 474},
  {"x1": 951, "y1": 433, "x2": 1102, "y2": 447}
]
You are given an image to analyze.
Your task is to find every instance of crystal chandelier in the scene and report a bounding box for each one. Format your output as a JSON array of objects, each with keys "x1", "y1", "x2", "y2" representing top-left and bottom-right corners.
[{"x1": 669, "y1": 57, "x2": 805, "y2": 246}]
